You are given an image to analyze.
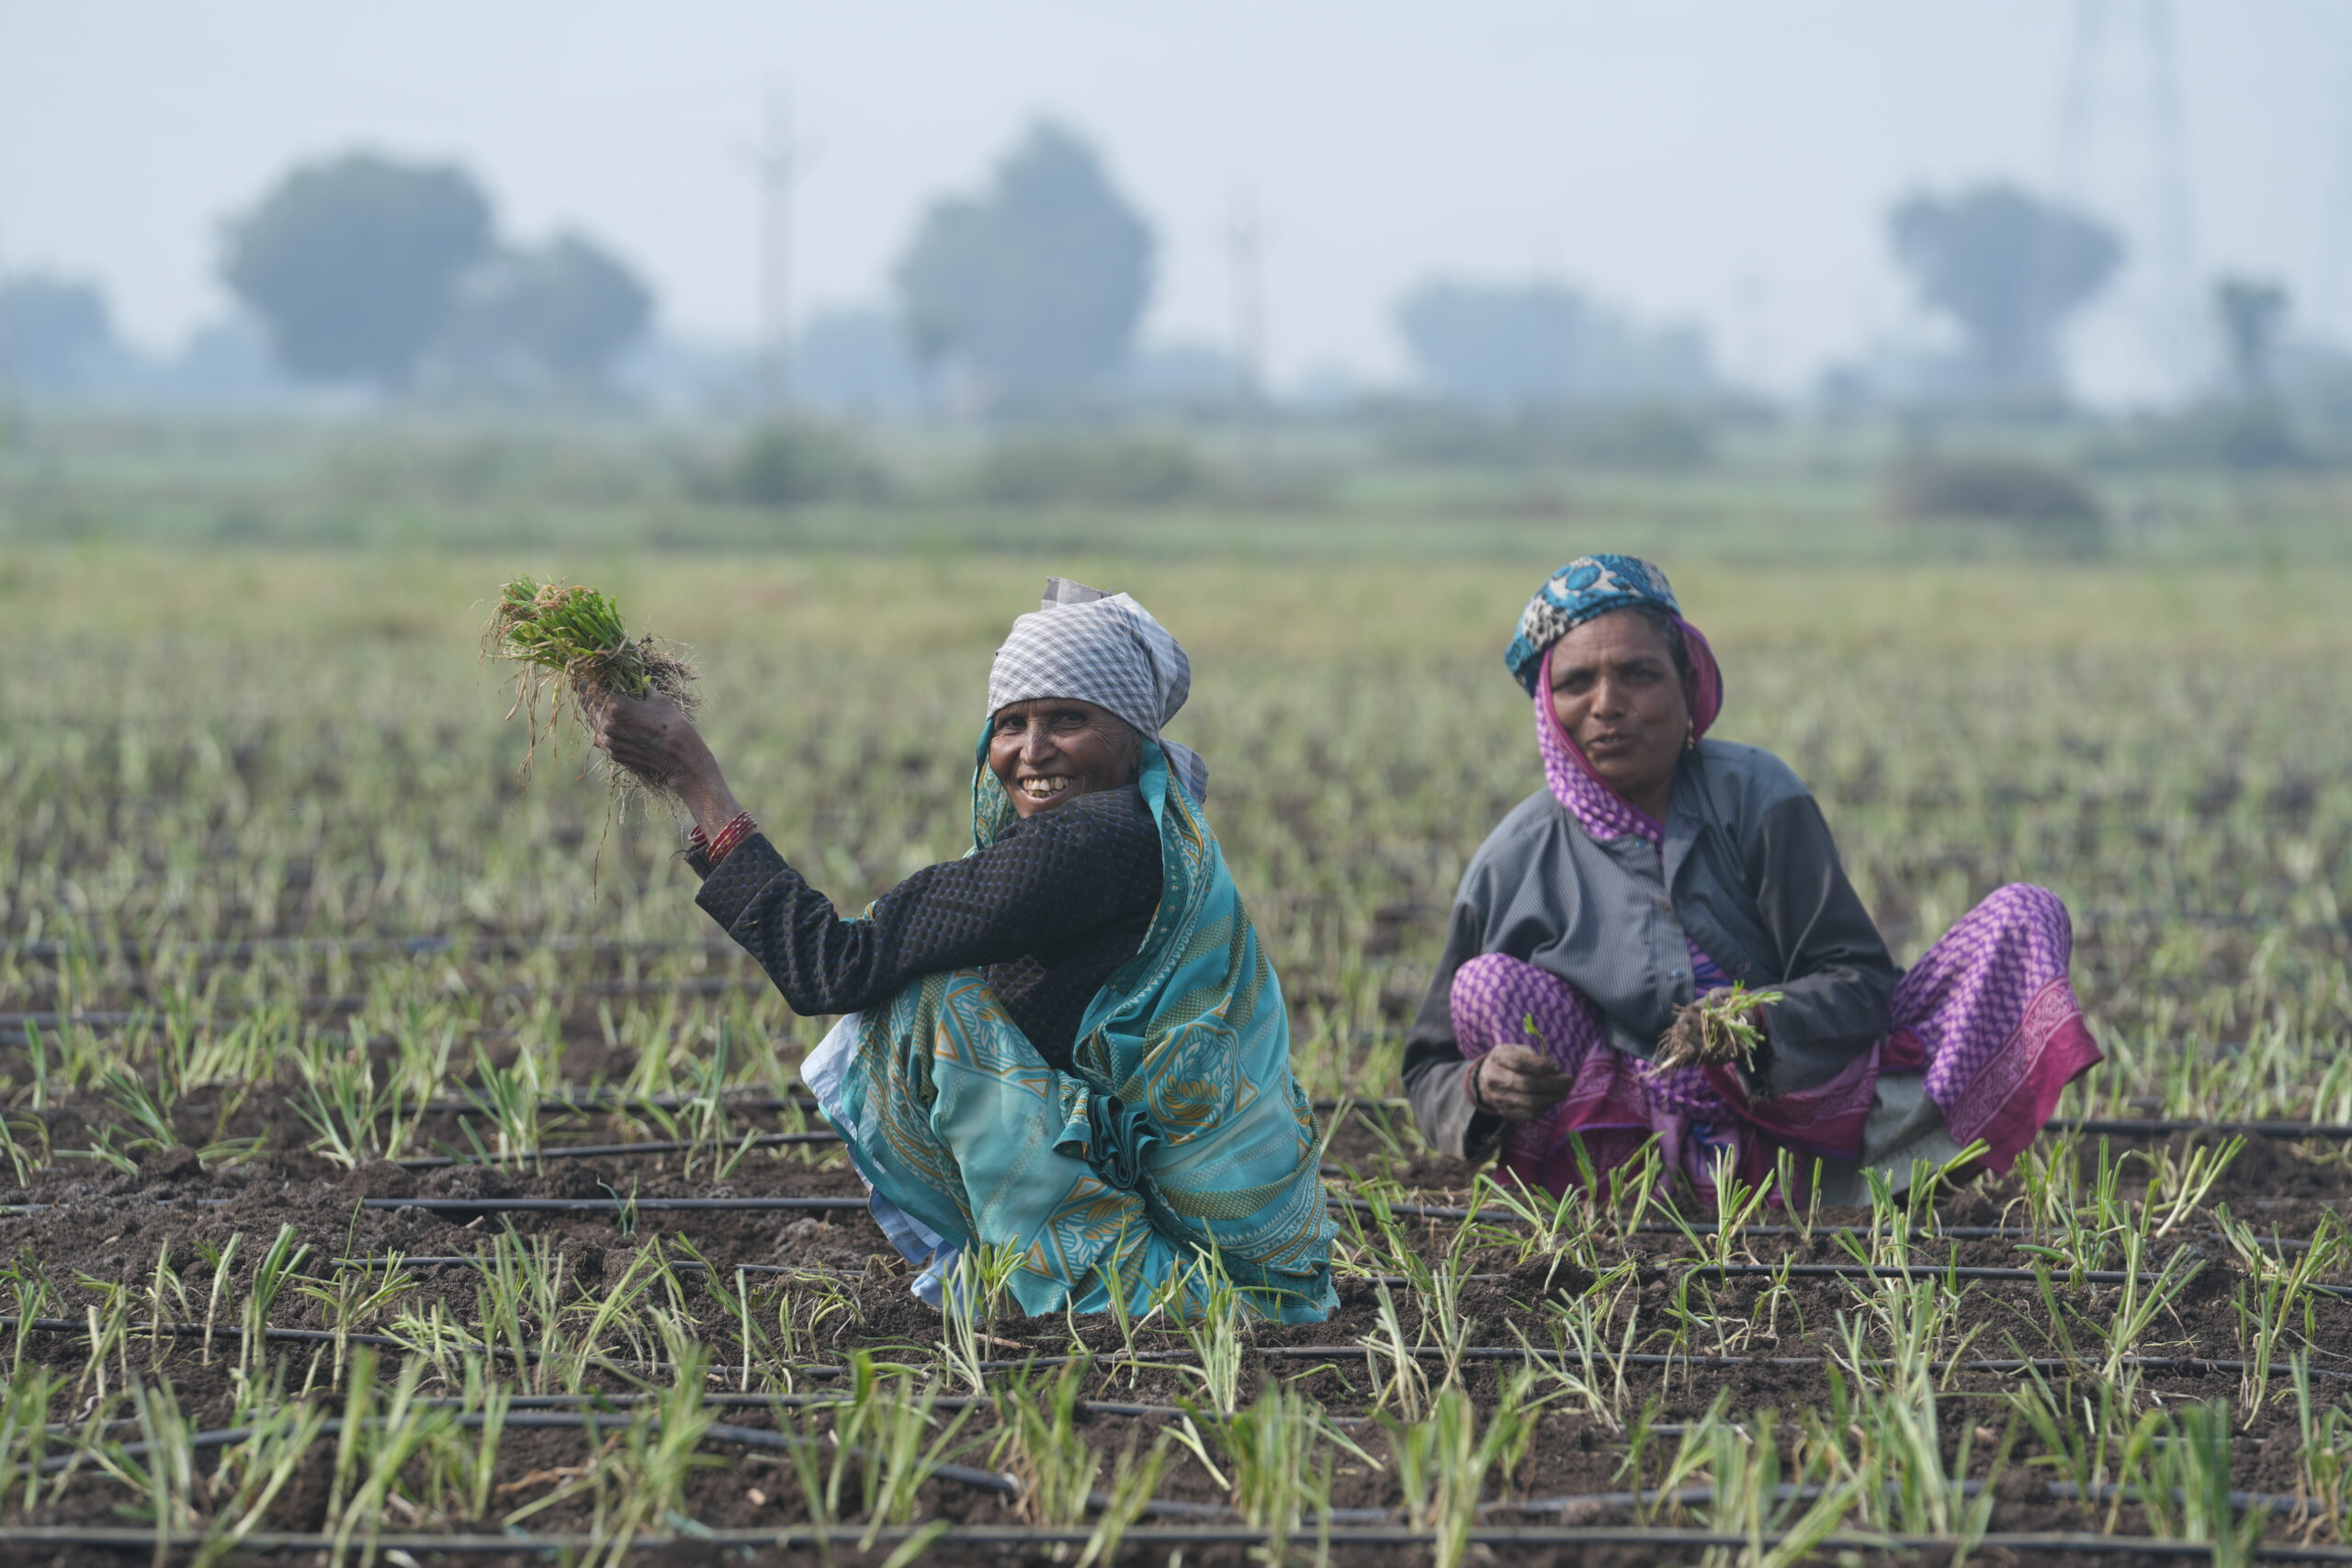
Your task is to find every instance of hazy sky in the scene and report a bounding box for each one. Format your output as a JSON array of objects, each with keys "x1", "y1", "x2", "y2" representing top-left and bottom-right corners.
[{"x1": 3, "y1": 1, "x2": 2342, "y2": 399}]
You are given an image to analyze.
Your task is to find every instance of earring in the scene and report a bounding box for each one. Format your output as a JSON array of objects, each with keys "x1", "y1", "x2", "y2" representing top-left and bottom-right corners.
[{"x1": 1685, "y1": 722, "x2": 1696, "y2": 752}]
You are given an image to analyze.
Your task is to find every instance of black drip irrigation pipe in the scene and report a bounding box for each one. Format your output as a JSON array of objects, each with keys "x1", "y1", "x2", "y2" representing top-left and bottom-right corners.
[
  {"x1": 1485, "y1": 1477, "x2": 2346, "y2": 1524},
  {"x1": 15, "y1": 1057, "x2": 2335, "y2": 1138},
  {"x1": 0, "y1": 1196, "x2": 859, "y2": 1215},
  {"x1": 392, "y1": 1131, "x2": 842, "y2": 1168},
  {"x1": 31, "y1": 1424, "x2": 2346, "y2": 1534},
  {"x1": 317, "y1": 1244, "x2": 2332, "y2": 1296},
  {"x1": 413, "y1": 1389, "x2": 1307, "y2": 1424},
  {"x1": 1681, "y1": 1258, "x2": 2352, "y2": 1299},
  {"x1": 0, "y1": 1316, "x2": 706, "y2": 1380},
  {"x1": 334, "y1": 1194, "x2": 1665, "y2": 1223},
  {"x1": 1142, "y1": 1345, "x2": 2352, "y2": 1386},
  {"x1": 31, "y1": 1410, "x2": 1030, "y2": 1506},
  {"x1": 1623, "y1": 1219, "x2": 2320, "y2": 1249},
  {"x1": 332, "y1": 1256, "x2": 870, "y2": 1280},
  {"x1": 430, "y1": 1090, "x2": 808, "y2": 1115},
  {"x1": 6, "y1": 935, "x2": 736, "y2": 964},
  {"x1": 340, "y1": 1194, "x2": 1500, "y2": 1220},
  {"x1": 6, "y1": 1194, "x2": 2336, "y2": 1286},
  {"x1": 4, "y1": 1524, "x2": 2351, "y2": 1559},
  {"x1": 412, "y1": 1089, "x2": 1401, "y2": 1117},
  {"x1": 405, "y1": 1098, "x2": 2352, "y2": 1142},
  {"x1": 29, "y1": 1410, "x2": 1279, "y2": 1524},
  {"x1": 18, "y1": 1315, "x2": 2348, "y2": 1389},
  {"x1": 324, "y1": 1252, "x2": 1470, "y2": 1296},
  {"x1": 334, "y1": 1193, "x2": 2352, "y2": 1275},
  {"x1": 1250, "y1": 1347, "x2": 2352, "y2": 1383},
  {"x1": 5, "y1": 1194, "x2": 2332, "y2": 1276},
  {"x1": 6, "y1": 1316, "x2": 447, "y2": 1357},
  {"x1": 2064, "y1": 1117, "x2": 2352, "y2": 1139}
]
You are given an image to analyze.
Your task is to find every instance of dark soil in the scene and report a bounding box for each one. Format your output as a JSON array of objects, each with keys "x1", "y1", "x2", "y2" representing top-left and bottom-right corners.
[{"x1": 4, "y1": 954, "x2": 2349, "y2": 1560}]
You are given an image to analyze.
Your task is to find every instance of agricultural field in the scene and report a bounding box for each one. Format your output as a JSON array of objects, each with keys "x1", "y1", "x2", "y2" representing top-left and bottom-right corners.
[{"x1": 3, "y1": 538, "x2": 2351, "y2": 1562}]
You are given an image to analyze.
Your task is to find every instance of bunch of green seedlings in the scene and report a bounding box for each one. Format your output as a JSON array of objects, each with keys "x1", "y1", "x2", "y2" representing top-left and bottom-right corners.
[
  {"x1": 481, "y1": 575, "x2": 699, "y2": 805},
  {"x1": 1655, "y1": 984, "x2": 1787, "y2": 1071}
]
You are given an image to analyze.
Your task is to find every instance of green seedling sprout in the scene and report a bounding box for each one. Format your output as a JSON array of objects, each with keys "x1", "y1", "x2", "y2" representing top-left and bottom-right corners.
[{"x1": 1655, "y1": 983, "x2": 1786, "y2": 1071}]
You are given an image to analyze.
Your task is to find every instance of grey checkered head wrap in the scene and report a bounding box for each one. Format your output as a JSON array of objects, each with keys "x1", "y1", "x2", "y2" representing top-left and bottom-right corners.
[{"x1": 987, "y1": 578, "x2": 1209, "y2": 804}]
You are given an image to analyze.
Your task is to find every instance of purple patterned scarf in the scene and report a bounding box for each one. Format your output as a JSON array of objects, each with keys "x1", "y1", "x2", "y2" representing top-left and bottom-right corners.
[{"x1": 1532, "y1": 640, "x2": 1736, "y2": 1120}]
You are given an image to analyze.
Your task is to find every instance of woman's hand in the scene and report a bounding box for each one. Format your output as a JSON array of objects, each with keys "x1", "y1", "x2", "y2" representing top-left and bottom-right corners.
[
  {"x1": 583, "y1": 689, "x2": 743, "y2": 836},
  {"x1": 1655, "y1": 987, "x2": 1770, "y2": 1070},
  {"x1": 1468, "y1": 1044, "x2": 1572, "y2": 1122}
]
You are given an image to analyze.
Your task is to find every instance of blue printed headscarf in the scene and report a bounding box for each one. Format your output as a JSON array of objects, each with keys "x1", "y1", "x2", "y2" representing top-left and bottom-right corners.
[{"x1": 1506, "y1": 554, "x2": 1724, "y2": 728}]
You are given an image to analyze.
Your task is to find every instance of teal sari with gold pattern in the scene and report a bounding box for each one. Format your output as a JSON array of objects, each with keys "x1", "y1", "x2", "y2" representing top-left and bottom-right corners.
[{"x1": 807, "y1": 737, "x2": 1336, "y2": 1322}]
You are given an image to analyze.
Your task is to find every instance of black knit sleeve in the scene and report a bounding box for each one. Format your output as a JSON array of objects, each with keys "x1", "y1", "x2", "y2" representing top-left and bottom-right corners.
[{"x1": 692, "y1": 789, "x2": 1162, "y2": 1018}]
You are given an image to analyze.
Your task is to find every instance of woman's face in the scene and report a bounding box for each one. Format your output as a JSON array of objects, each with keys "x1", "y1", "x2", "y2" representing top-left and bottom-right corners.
[
  {"x1": 1548, "y1": 609, "x2": 1695, "y2": 812},
  {"x1": 988, "y1": 697, "x2": 1140, "y2": 818}
]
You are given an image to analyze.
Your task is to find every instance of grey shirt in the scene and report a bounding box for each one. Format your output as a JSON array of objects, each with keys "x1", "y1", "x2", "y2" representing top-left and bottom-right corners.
[{"x1": 1401, "y1": 739, "x2": 1901, "y2": 1162}]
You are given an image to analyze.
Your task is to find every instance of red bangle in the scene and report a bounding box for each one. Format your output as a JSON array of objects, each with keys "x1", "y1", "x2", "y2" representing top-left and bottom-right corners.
[
  {"x1": 707, "y1": 811, "x2": 755, "y2": 864},
  {"x1": 692, "y1": 811, "x2": 756, "y2": 865}
]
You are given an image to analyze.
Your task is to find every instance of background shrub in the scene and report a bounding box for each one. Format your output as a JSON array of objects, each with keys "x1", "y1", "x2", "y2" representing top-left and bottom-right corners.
[
  {"x1": 726, "y1": 421, "x2": 888, "y2": 508},
  {"x1": 1888, "y1": 452, "x2": 2106, "y2": 555},
  {"x1": 966, "y1": 432, "x2": 1215, "y2": 507}
]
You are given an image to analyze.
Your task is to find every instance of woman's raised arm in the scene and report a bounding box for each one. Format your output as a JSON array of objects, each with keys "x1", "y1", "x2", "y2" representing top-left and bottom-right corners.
[{"x1": 585, "y1": 688, "x2": 746, "y2": 840}]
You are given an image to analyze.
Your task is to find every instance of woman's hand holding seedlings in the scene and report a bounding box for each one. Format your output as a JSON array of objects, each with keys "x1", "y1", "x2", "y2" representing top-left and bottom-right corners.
[
  {"x1": 1655, "y1": 987, "x2": 1772, "y2": 1070},
  {"x1": 1470, "y1": 1044, "x2": 1573, "y2": 1122},
  {"x1": 585, "y1": 689, "x2": 744, "y2": 838}
]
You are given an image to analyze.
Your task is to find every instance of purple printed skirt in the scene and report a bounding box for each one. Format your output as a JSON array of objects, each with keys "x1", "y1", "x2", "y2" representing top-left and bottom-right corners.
[{"x1": 1453, "y1": 884, "x2": 2101, "y2": 1199}]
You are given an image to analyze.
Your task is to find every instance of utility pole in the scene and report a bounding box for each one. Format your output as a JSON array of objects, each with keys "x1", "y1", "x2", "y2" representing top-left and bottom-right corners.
[
  {"x1": 0, "y1": 213, "x2": 16, "y2": 422},
  {"x1": 1226, "y1": 189, "x2": 1267, "y2": 407},
  {"x1": 1735, "y1": 272, "x2": 1772, "y2": 397},
  {"x1": 741, "y1": 86, "x2": 811, "y2": 414}
]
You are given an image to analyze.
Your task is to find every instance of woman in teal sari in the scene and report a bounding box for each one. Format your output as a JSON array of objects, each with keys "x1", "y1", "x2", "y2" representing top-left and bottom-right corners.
[{"x1": 590, "y1": 581, "x2": 1335, "y2": 1321}]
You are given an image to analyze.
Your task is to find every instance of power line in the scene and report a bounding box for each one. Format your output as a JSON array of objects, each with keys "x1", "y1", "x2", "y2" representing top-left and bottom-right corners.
[
  {"x1": 1226, "y1": 187, "x2": 1268, "y2": 406},
  {"x1": 738, "y1": 85, "x2": 815, "y2": 414}
]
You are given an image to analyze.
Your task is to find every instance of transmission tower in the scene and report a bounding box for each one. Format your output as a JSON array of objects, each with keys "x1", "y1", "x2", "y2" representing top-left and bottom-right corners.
[
  {"x1": 2052, "y1": 0, "x2": 2203, "y2": 399},
  {"x1": 1226, "y1": 189, "x2": 1268, "y2": 406},
  {"x1": 2317, "y1": 34, "x2": 2352, "y2": 337}
]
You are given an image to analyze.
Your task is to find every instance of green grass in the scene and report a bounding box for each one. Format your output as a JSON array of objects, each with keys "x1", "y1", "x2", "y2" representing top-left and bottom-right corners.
[
  {"x1": 6, "y1": 409, "x2": 2352, "y2": 564},
  {"x1": 1, "y1": 514, "x2": 2349, "y2": 1551},
  {"x1": 7, "y1": 544, "x2": 2349, "y2": 1078}
]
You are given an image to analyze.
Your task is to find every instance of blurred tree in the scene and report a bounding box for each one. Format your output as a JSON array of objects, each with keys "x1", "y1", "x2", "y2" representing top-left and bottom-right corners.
[
  {"x1": 893, "y1": 121, "x2": 1154, "y2": 405},
  {"x1": 1886, "y1": 183, "x2": 2122, "y2": 402},
  {"x1": 166, "y1": 316, "x2": 288, "y2": 400},
  {"x1": 795, "y1": 306, "x2": 923, "y2": 412},
  {"x1": 1124, "y1": 340, "x2": 1247, "y2": 411},
  {"x1": 1399, "y1": 281, "x2": 1582, "y2": 405},
  {"x1": 2212, "y1": 276, "x2": 2289, "y2": 399},
  {"x1": 222, "y1": 152, "x2": 494, "y2": 389},
  {"x1": 0, "y1": 274, "x2": 116, "y2": 390},
  {"x1": 1394, "y1": 279, "x2": 1712, "y2": 407},
  {"x1": 440, "y1": 233, "x2": 654, "y2": 393}
]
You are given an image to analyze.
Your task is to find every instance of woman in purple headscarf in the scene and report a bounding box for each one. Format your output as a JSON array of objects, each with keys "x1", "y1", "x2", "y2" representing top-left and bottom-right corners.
[{"x1": 1399, "y1": 556, "x2": 2100, "y2": 1202}]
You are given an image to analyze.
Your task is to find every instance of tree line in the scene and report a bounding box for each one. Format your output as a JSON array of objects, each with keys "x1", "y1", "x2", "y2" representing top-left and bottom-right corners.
[{"x1": 0, "y1": 119, "x2": 2302, "y2": 415}]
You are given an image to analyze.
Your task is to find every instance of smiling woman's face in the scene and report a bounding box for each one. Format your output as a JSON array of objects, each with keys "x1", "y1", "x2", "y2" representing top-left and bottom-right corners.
[
  {"x1": 987, "y1": 697, "x2": 1141, "y2": 818},
  {"x1": 1547, "y1": 608, "x2": 1695, "y2": 819}
]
